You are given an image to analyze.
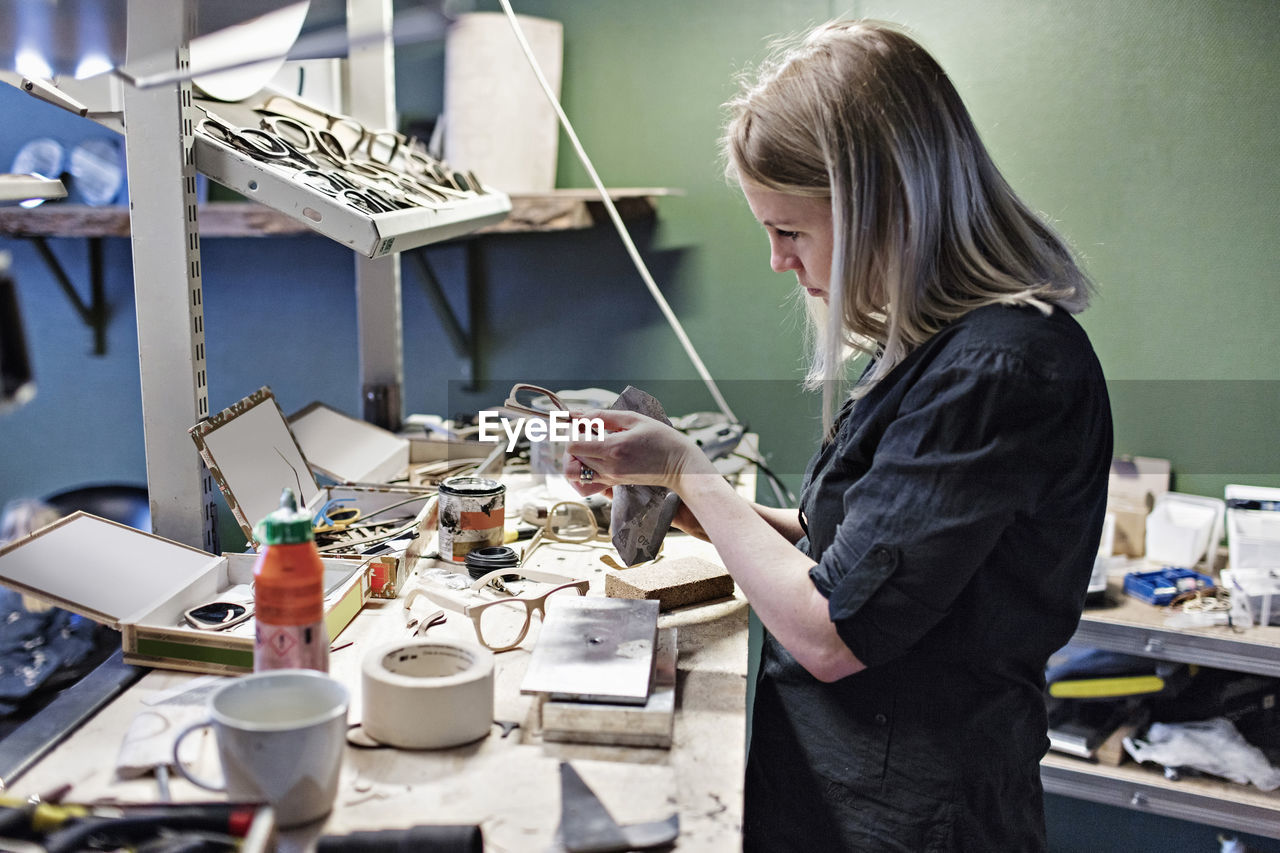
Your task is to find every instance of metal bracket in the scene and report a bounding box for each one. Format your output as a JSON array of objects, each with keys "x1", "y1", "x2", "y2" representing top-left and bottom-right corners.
[
  {"x1": 406, "y1": 242, "x2": 485, "y2": 392},
  {"x1": 29, "y1": 235, "x2": 111, "y2": 355}
]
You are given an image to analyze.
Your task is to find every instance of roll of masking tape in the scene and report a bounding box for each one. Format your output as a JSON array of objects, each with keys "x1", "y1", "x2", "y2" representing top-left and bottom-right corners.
[{"x1": 361, "y1": 639, "x2": 495, "y2": 749}]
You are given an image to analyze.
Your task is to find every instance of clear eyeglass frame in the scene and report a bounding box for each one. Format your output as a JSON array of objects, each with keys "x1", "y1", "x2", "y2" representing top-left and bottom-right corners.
[{"x1": 522, "y1": 501, "x2": 601, "y2": 567}]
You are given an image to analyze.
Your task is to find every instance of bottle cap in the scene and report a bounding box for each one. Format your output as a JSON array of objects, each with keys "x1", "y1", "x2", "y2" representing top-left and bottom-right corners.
[{"x1": 256, "y1": 487, "x2": 315, "y2": 545}]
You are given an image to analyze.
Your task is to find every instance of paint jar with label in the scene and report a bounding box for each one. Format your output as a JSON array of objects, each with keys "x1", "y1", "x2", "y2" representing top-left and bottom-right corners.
[{"x1": 437, "y1": 476, "x2": 505, "y2": 563}]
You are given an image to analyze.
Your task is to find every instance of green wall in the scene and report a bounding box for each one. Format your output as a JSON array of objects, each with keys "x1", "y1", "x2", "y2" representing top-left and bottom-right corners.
[
  {"x1": 0, "y1": 1, "x2": 1274, "y2": 849},
  {"x1": 455, "y1": 3, "x2": 1280, "y2": 849},
  {"x1": 467, "y1": 0, "x2": 1279, "y2": 500}
]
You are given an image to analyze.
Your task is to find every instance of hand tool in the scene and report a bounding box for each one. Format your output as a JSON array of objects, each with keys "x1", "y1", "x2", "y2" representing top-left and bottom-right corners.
[
  {"x1": 555, "y1": 762, "x2": 678, "y2": 853},
  {"x1": 316, "y1": 824, "x2": 482, "y2": 852}
]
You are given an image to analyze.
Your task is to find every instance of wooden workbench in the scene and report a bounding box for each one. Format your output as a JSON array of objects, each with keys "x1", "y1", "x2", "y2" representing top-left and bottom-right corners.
[{"x1": 9, "y1": 513, "x2": 749, "y2": 851}]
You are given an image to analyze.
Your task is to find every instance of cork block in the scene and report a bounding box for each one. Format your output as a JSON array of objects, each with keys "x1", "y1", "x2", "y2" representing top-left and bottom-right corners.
[{"x1": 605, "y1": 556, "x2": 735, "y2": 611}]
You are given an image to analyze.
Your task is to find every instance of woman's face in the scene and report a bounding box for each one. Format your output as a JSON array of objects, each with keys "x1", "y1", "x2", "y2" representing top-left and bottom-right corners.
[{"x1": 740, "y1": 180, "x2": 834, "y2": 303}]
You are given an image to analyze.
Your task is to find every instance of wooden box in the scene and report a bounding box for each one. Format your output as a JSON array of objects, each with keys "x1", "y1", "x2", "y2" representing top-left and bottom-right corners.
[
  {"x1": 190, "y1": 387, "x2": 436, "y2": 599},
  {"x1": 0, "y1": 513, "x2": 368, "y2": 675}
]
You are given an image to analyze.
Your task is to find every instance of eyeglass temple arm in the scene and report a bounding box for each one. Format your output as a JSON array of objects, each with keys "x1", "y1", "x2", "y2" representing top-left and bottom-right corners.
[
  {"x1": 468, "y1": 567, "x2": 581, "y2": 593},
  {"x1": 404, "y1": 586, "x2": 469, "y2": 616},
  {"x1": 499, "y1": 383, "x2": 570, "y2": 419}
]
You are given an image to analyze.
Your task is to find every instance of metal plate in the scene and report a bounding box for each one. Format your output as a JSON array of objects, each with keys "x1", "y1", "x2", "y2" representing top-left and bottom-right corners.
[
  {"x1": 542, "y1": 628, "x2": 677, "y2": 747},
  {"x1": 521, "y1": 597, "x2": 659, "y2": 705}
]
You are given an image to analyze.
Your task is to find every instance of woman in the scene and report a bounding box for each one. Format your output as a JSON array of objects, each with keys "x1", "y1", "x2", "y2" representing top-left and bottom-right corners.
[{"x1": 567, "y1": 20, "x2": 1112, "y2": 852}]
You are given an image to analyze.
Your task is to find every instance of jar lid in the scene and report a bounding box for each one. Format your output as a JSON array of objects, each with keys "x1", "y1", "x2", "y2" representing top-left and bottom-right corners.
[{"x1": 439, "y1": 476, "x2": 504, "y2": 496}]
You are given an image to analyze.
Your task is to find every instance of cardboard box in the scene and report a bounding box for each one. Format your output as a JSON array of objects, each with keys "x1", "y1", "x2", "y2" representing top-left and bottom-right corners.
[
  {"x1": 1107, "y1": 456, "x2": 1171, "y2": 557},
  {"x1": 0, "y1": 513, "x2": 368, "y2": 675},
  {"x1": 288, "y1": 401, "x2": 409, "y2": 485},
  {"x1": 190, "y1": 387, "x2": 436, "y2": 599}
]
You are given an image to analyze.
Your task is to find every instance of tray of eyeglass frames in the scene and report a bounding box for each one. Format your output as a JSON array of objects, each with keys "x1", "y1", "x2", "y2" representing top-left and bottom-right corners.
[{"x1": 191, "y1": 94, "x2": 511, "y2": 257}]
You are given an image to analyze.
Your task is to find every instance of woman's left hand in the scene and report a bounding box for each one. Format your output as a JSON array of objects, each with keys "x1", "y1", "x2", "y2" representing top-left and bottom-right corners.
[{"x1": 564, "y1": 409, "x2": 716, "y2": 496}]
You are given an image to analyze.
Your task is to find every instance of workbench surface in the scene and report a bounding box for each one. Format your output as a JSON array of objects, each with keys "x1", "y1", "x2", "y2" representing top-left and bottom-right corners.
[{"x1": 11, "y1": 530, "x2": 749, "y2": 851}]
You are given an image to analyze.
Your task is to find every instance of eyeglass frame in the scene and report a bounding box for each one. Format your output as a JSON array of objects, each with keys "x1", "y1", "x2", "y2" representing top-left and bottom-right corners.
[
  {"x1": 259, "y1": 94, "x2": 485, "y2": 195},
  {"x1": 501, "y1": 383, "x2": 568, "y2": 420},
  {"x1": 197, "y1": 112, "x2": 474, "y2": 217},
  {"x1": 522, "y1": 501, "x2": 603, "y2": 567},
  {"x1": 412, "y1": 568, "x2": 589, "y2": 652}
]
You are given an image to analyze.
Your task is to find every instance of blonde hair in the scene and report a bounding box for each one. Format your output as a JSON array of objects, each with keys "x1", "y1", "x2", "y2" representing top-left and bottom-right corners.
[{"x1": 723, "y1": 20, "x2": 1092, "y2": 429}]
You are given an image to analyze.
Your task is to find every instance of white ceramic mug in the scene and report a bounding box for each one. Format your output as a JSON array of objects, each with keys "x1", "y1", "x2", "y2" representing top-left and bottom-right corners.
[{"x1": 172, "y1": 669, "x2": 349, "y2": 828}]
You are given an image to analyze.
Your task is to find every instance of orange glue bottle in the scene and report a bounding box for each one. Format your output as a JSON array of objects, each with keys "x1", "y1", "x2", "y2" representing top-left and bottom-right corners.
[{"x1": 252, "y1": 487, "x2": 329, "y2": 673}]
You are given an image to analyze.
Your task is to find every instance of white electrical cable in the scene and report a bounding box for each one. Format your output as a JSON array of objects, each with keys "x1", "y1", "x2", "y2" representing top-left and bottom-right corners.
[{"x1": 497, "y1": 0, "x2": 738, "y2": 424}]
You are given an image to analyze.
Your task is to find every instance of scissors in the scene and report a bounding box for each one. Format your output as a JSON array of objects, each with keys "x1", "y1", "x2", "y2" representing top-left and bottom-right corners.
[
  {"x1": 202, "y1": 104, "x2": 480, "y2": 213},
  {"x1": 314, "y1": 498, "x2": 361, "y2": 534},
  {"x1": 260, "y1": 97, "x2": 481, "y2": 198}
]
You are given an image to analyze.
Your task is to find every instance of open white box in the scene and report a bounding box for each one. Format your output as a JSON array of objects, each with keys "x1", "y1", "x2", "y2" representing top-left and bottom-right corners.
[
  {"x1": 0, "y1": 513, "x2": 369, "y2": 675},
  {"x1": 288, "y1": 401, "x2": 409, "y2": 484},
  {"x1": 1226, "y1": 484, "x2": 1280, "y2": 571},
  {"x1": 1144, "y1": 492, "x2": 1225, "y2": 569},
  {"x1": 190, "y1": 387, "x2": 436, "y2": 598}
]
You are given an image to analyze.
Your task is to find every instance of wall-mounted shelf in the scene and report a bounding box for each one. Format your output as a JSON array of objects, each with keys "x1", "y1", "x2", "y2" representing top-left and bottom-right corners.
[
  {"x1": 1069, "y1": 577, "x2": 1280, "y2": 678},
  {"x1": 0, "y1": 188, "x2": 676, "y2": 366},
  {"x1": 0, "y1": 189, "x2": 675, "y2": 239},
  {"x1": 1042, "y1": 752, "x2": 1280, "y2": 839},
  {"x1": 1040, "y1": 575, "x2": 1280, "y2": 839},
  {"x1": 490, "y1": 188, "x2": 678, "y2": 233}
]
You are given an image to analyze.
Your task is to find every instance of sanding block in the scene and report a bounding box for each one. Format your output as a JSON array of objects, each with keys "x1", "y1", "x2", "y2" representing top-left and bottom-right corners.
[{"x1": 604, "y1": 555, "x2": 734, "y2": 611}]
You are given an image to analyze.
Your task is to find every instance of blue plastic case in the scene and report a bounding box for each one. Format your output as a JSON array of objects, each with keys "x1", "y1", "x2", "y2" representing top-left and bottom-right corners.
[{"x1": 1123, "y1": 567, "x2": 1215, "y2": 606}]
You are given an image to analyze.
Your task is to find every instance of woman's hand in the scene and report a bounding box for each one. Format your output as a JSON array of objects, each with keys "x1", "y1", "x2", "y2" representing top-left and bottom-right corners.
[{"x1": 563, "y1": 409, "x2": 718, "y2": 496}]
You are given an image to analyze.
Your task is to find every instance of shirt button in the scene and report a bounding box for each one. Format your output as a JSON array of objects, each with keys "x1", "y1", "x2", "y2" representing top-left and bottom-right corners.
[
  {"x1": 869, "y1": 546, "x2": 891, "y2": 567},
  {"x1": 874, "y1": 713, "x2": 888, "y2": 726}
]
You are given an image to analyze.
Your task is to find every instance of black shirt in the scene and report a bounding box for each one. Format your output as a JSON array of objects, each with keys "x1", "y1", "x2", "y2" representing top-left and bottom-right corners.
[{"x1": 743, "y1": 304, "x2": 1112, "y2": 852}]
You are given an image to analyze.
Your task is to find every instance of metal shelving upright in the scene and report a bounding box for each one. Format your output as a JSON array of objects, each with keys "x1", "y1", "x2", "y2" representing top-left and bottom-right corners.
[{"x1": 120, "y1": 0, "x2": 509, "y2": 547}]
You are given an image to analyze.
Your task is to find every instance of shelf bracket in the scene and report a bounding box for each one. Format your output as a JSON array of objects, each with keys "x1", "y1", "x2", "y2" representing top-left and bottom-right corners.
[
  {"x1": 29, "y1": 235, "x2": 111, "y2": 355},
  {"x1": 406, "y1": 245, "x2": 483, "y2": 392}
]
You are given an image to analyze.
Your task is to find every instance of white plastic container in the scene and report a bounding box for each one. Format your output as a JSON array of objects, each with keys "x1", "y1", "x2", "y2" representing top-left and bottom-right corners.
[
  {"x1": 1226, "y1": 484, "x2": 1280, "y2": 571},
  {"x1": 1144, "y1": 492, "x2": 1225, "y2": 569}
]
